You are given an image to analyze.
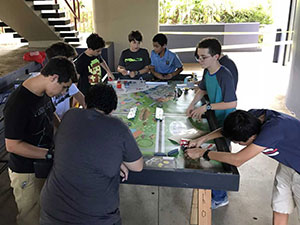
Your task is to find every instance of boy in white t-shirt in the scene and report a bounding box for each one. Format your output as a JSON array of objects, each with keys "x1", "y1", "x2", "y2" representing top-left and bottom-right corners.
[{"x1": 46, "y1": 42, "x2": 86, "y2": 118}]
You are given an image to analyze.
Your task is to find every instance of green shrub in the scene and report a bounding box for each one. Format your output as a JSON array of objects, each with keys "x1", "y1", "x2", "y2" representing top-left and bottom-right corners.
[{"x1": 159, "y1": 0, "x2": 273, "y2": 25}]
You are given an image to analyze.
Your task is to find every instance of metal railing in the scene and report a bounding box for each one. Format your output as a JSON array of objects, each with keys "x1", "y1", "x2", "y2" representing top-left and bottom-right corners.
[{"x1": 55, "y1": 0, "x2": 81, "y2": 30}]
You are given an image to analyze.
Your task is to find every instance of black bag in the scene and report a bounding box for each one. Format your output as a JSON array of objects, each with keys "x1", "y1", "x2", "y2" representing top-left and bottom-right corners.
[
  {"x1": 33, "y1": 159, "x2": 53, "y2": 178},
  {"x1": 33, "y1": 146, "x2": 54, "y2": 178}
]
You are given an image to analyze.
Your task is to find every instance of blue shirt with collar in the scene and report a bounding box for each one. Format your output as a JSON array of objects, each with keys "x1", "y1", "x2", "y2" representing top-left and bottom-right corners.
[{"x1": 150, "y1": 48, "x2": 183, "y2": 74}]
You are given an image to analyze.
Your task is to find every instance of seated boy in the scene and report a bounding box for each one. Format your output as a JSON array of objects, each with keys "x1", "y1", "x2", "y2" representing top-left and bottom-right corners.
[
  {"x1": 46, "y1": 42, "x2": 86, "y2": 119},
  {"x1": 116, "y1": 30, "x2": 152, "y2": 80},
  {"x1": 75, "y1": 33, "x2": 114, "y2": 95},
  {"x1": 149, "y1": 33, "x2": 183, "y2": 80},
  {"x1": 186, "y1": 109, "x2": 300, "y2": 225}
]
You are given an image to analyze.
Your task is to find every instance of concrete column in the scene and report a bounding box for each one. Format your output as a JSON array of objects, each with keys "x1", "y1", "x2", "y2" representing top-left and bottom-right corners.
[
  {"x1": 92, "y1": 0, "x2": 159, "y2": 70},
  {"x1": 286, "y1": 0, "x2": 300, "y2": 118}
]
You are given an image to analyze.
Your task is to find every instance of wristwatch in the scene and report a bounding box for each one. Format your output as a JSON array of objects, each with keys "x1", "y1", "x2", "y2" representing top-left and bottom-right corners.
[
  {"x1": 202, "y1": 149, "x2": 211, "y2": 161},
  {"x1": 206, "y1": 103, "x2": 212, "y2": 111},
  {"x1": 45, "y1": 150, "x2": 53, "y2": 160}
]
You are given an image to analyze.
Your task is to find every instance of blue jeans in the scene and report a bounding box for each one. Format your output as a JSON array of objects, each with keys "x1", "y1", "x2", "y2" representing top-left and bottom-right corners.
[{"x1": 212, "y1": 190, "x2": 227, "y2": 202}]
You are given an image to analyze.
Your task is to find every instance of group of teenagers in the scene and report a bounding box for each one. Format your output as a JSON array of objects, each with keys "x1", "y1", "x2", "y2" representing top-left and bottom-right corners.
[{"x1": 3, "y1": 30, "x2": 299, "y2": 225}]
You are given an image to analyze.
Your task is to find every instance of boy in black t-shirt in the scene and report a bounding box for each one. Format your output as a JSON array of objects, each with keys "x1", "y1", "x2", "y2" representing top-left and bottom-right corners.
[
  {"x1": 75, "y1": 33, "x2": 115, "y2": 95},
  {"x1": 4, "y1": 57, "x2": 78, "y2": 225},
  {"x1": 115, "y1": 30, "x2": 153, "y2": 80}
]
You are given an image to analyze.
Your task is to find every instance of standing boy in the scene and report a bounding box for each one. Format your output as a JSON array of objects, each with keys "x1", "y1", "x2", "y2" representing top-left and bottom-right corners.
[
  {"x1": 187, "y1": 109, "x2": 300, "y2": 225},
  {"x1": 46, "y1": 42, "x2": 86, "y2": 119},
  {"x1": 40, "y1": 84, "x2": 143, "y2": 225},
  {"x1": 75, "y1": 33, "x2": 114, "y2": 95},
  {"x1": 116, "y1": 30, "x2": 152, "y2": 80},
  {"x1": 4, "y1": 57, "x2": 77, "y2": 225},
  {"x1": 186, "y1": 38, "x2": 237, "y2": 209},
  {"x1": 149, "y1": 33, "x2": 183, "y2": 80}
]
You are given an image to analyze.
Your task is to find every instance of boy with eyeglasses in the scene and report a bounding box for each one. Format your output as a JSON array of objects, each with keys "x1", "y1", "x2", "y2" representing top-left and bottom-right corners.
[
  {"x1": 149, "y1": 33, "x2": 183, "y2": 80},
  {"x1": 195, "y1": 50, "x2": 239, "y2": 90},
  {"x1": 46, "y1": 42, "x2": 86, "y2": 119},
  {"x1": 186, "y1": 37, "x2": 237, "y2": 209}
]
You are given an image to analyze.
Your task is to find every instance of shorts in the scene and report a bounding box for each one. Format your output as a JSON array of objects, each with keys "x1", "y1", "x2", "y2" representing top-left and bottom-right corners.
[{"x1": 272, "y1": 163, "x2": 300, "y2": 220}]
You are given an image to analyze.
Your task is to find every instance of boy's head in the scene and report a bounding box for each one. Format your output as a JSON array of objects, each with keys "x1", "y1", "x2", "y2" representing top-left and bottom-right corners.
[
  {"x1": 221, "y1": 110, "x2": 262, "y2": 146},
  {"x1": 152, "y1": 33, "x2": 168, "y2": 55},
  {"x1": 85, "y1": 83, "x2": 117, "y2": 114},
  {"x1": 41, "y1": 56, "x2": 78, "y2": 97},
  {"x1": 128, "y1": 30, "x2": 143, "y2": 52},
  {"x1": 86, "y1": 33, "x2": 105, "y2": 56},
  {"x1": 195, "y1": 38, "x2": 222, "y2": 69},
  {"x1": 46, "y1": 42, "x2": 77, "y2": 60}
]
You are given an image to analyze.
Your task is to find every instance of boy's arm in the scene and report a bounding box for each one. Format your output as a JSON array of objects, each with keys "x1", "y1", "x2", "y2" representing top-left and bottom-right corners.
[
  {"x1": 186, "y1": 143, "x2": 265, "y2": 167},
  {"x1": 165, "y1": 66, "x2": 183, "y2": 79},
  {"x1": 117, "y1": 65, "x2": 128, "y2": 76},
  {"x1": 123, "y1": 156, "x2": 143, "y2": 172},
  {"x1": 189, "y1": 128, "x2": 223, "y2": 148},
  {"x1": 190, "y1": 100, "x2": 237, "y2": 119},
  {"x1": 100, "y1": 61, "x2": 115, "y2": 80},
  {"x1": 53, "y1": 112, "x2": 61, "y2": 129},
  {"x1": 149, "y1": 65, "x2": 165, "y2": 79},
  {"x1": 73, "y1": 91, "x2": 86, "y2": 108},
  {"x1": 186, "y1": 89, "x2": 206, "y2": 117},
  {"x1": 5, "y1": 138, "x2": 49, "y2": 159},
  {"x1": 138, "y1": 65, "x2": 150, "y2": 75}
]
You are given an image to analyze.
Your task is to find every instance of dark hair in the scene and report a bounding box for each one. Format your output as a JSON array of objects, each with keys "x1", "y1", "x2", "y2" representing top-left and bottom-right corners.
[
  {"x1": 128, "y1": 30, "x2": 143, "y2": 42},
  {"x1": 45, "y1": 42, "x2": 77, "y2": 59},
  {"x1": 41, "y1": 56, "x2": 78, "y2": 83},
  {"x1": 221, "y1": 110, "x2": 262, "y2": 142},
  {"x1": 195, "y1": 38, "x2": 221, "y2": 58},
  {"x1": 86, "y1": 33, "x2": 105, "y2": 50},
  {"x1": 85, "y1": 83, "x2": 117, "y2": 114},
  {"x1": 152, "y1": 33, "x2": 167, "y2": 46}
]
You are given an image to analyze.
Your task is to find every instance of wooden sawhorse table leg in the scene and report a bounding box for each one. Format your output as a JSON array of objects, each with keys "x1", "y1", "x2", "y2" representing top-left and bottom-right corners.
[{"x1": 190, "y1": 189, "x2": 212, "y2": 225}]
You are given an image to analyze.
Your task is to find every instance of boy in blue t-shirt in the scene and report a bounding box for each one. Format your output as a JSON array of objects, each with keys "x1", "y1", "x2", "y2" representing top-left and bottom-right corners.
[
  {"x1": 186, "y1": 38, "x2": 237, "y2": 209},
  {"x1": 187, "y1": 109, "x2": 300, "y2": 225},
  {"x1": 149, "y1": 33, "x2": 183, "y2": 80}
]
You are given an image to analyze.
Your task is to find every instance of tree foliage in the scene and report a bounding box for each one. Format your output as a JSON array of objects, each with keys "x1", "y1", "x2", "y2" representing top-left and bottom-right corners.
[{"x1": 159, "y1": 0, "x2": 273, "y2": 24}]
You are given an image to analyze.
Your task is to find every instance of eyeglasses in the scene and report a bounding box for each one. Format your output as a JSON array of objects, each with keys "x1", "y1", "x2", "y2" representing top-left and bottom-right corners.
[{"x1": 195, "y1": 55, "x2": 211, "y2": 62}]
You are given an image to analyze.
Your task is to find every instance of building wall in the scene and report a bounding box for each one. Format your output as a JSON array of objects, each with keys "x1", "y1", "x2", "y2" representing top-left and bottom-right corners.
[
  {"x1": 92, "y1": 0, "x2": 159, "y2": 70},
  {"x1": 0, "y1": 0, "x2": 60, "y2": 47},
  {"x1": 286, "y1": 0, "x2": 300, "y2": 118}
]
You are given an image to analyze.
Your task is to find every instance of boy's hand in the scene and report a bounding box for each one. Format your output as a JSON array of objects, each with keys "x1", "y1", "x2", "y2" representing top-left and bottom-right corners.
[
  {"x1": 189, "y1": 136, "x2": 206, "y2": 148},
  {"x1": 185, "y1": 148, "x2": 205, "y2": 159},
  {"x1": 164, "y1": 73, "x2": 173, "y2": 80},
  {"x1": 186, "y1": 105, "x2": 195, "y2": 117},
  {"x1": 120, "y1": 163, "x2": 129, "y2": 182},
  {"x1": 190, "y1": 105, "x2": 206, "y2": 120},
  {"x1": 129, "y1": 71, "x2": 136, "y2": 78},
  {"x1": 121, "y1": 70, "x2": 128, "y2": 76},
  {"x1": 108, "y1": 72, "x2": 115, "y2": 80}
]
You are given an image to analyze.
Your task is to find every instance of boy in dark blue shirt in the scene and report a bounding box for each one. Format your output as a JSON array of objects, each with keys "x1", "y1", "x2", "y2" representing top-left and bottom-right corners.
[{"x1": 187, "y1": 109, "x2": 300, "y2": 225}]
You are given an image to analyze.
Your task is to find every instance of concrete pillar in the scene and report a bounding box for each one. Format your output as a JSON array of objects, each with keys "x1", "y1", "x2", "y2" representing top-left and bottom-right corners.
[
  {"x1": 286, "y1": 0, "x2": 300, "y2": 118},
  {"x1": 92, "y1": 0, "x2": 159, "y2": 70}
]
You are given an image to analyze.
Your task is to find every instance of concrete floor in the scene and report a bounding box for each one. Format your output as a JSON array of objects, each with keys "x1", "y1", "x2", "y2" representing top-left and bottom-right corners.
[{"x1": 0, "y1": 44, "x2": 299, "y2": 225}]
